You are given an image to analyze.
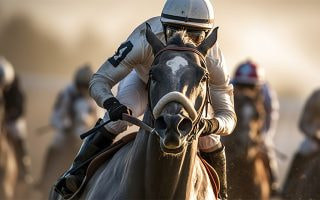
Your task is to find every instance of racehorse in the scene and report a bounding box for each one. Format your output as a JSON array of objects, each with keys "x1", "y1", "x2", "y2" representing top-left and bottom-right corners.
[
  {"x1": 0, "y1": 124, "x2": 19, "y2": 200},
  {"x1": 283, "y1": 150, "x2": 320, "y2": 199},
  {"x1": 295, "y1": 154, "x2": 320, "y2": 199},
  {"x1": 50, "y1": 24, "x2": 220, "y2": 200},
  {"x1": 222, "y1": 86, "x2": 270, "y2": 200},
  {"x1": 38, "y1": 97, "x2": 100, "y2": 197}
]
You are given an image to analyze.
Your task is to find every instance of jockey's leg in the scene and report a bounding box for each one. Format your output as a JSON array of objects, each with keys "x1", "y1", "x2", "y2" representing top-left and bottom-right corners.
[
  {"x1": 54, "y1": 119, "x2": 116, "y2": 198},
  {"x1": 281, "y1": 137, "x2": 319, "y2": 198},
  {"x1": 54, "y1": 71, "x2": 147, "y2": 198},
  {"x1": 199, "y1": 135, "x2": 228, "y2": 200},
  {"x1": 262, "y1": 139, "x2": 280, "y2": 195}
]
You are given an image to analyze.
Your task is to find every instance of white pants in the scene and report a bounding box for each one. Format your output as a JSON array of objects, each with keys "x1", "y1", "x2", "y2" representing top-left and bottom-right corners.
[{"x1": 103, "y1": 70, "x2": 221, "y2": 152}]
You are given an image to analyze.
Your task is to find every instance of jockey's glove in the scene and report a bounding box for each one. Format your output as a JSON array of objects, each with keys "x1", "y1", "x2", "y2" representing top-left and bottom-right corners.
[
  {"x1": 103, "y1": 97, "x2": 132, "y2": 121},
  {"x1": 199, "y1": 118, "x2": 219, "y2": 136}
]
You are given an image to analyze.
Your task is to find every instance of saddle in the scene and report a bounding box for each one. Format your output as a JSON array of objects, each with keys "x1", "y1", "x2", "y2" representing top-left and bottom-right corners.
[{"x1": 66, "y1": 132, "x2": 219, "y2": 200}]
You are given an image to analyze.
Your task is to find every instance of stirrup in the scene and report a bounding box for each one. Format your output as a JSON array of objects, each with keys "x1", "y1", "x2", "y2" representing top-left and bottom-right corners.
[
  {"x1": 65, "y1": 174, "x2": 85, "y2": 193},
  {"x1": 54, "y1": 176, "x2": 70, "y2": 197}
]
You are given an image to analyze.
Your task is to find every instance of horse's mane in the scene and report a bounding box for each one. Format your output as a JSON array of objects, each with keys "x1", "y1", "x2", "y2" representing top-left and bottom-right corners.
[{"x1": 167, "y1": 31, "x2": 196, "y2": 48}]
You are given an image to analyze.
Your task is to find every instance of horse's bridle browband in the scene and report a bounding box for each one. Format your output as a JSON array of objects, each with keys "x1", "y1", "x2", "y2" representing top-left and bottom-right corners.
[{"x1": 154, "y1": 46, "x2": 207, "y2": 67}]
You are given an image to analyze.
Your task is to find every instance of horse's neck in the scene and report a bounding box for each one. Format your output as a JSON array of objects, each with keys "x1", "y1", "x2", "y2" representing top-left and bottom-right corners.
[
  {"x1": 126, "y1": 112, "x2": 199, "y2": 199},
  {"x1": 146, "y1": 134, "x2": 198, "y2": 197}
]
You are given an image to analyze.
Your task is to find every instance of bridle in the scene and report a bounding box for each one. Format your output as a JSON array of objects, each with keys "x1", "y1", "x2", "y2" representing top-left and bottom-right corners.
[{"x1": 147, "y1": 46, "x2": 212, "y2": 143}]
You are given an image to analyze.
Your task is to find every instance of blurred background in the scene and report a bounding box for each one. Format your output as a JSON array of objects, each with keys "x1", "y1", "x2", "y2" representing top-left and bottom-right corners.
[{"x1": 0, "y1": 0, "x2": 319, "y2": 199}]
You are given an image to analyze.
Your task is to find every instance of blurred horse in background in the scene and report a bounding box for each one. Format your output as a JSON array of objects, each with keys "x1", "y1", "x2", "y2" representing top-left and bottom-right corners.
[
  {"x1": 0, "y1": 131, "x2": 18, "y2": 200},
  {"x1": 37, "y1": 97, "x2": 99, "y2": 197},
  {"x1": 295, "y1": 154, "x2": 320, "y2": 199},
  {"x1": 283, "y1": 150, "x2": 320, "y2": 199},
  {"x1": 0, "y1": 102, "x2": 19, "y2": 200},
  {"x1": 222, "y1": 87, "x2": 270, "y2": 200}
]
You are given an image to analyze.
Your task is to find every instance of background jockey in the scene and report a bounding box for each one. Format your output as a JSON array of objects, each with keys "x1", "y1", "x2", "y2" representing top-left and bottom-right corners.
[
  {"x1": 54, "y1": 0, "x2": 237, "y2": 199},
  {"x1": 37, "y1": 64, "x2": 101, "y2": 194},
  {"x1": 49, "y1": 64, "x2": 100, "y2": 147},
  {"x1": 282, "y1": 88, "x2": 320, "y2": 197},
  {"x1": 0, "y1": 56, "x2": 33, "y2": 184},
  {"x1": 231, "y1": 60, "x2": 280, "y2": 194}
]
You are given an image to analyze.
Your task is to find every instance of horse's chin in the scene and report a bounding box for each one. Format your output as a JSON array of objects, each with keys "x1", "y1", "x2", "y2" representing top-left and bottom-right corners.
[
  {"x1": 159, "y1": 132, "x2": 187, "y2": 155},
  {"x1": 160, "y1": 142, "x2": 185, "y2": 155}
]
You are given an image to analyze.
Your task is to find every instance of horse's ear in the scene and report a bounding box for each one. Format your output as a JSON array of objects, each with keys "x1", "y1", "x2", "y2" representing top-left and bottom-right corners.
[
  {"x1": 197, "y1": 27, "x2": 219, "y2": 57},
  {"x1": 145, "y1": 23, "x2": 165, "y2": 56}
]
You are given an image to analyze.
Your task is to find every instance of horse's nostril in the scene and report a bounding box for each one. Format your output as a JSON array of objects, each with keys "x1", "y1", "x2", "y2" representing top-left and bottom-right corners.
[
  {"x1": 155, "y1": 116, "x2": 167, "y2": 130},
  {"x1": 177, "y1": 117, "x2": 193, "y2": 136}
]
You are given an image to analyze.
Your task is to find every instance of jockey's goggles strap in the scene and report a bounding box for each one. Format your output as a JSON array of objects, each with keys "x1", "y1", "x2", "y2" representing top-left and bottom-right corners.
[{"x1": 154, "y1": 47, "x2": 207, "y2": 68}]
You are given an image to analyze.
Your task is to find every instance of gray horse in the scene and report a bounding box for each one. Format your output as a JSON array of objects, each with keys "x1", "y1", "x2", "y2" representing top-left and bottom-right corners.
[{"x1": 51, "y1": 24, "x2": 219, "y2": 200}]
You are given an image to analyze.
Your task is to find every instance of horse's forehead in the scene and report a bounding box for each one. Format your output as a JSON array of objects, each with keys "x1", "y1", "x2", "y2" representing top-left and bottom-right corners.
[{"x1": 165, "y1": 56, "x2": 189, "y2": 76}]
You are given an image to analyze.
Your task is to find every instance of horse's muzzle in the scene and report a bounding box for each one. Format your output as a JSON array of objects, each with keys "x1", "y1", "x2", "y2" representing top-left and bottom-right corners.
[{"x1": 155, "y1": 113, "x2": 193, "y2": 153}]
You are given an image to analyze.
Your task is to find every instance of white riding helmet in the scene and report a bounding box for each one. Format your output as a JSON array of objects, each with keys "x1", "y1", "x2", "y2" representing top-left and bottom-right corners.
[
  {"x1": 0, "y1": 56, "x2": 15, "y2": 88},
  {"x1": 160, "y1": 0, "x2": 214, "y2": 29}
]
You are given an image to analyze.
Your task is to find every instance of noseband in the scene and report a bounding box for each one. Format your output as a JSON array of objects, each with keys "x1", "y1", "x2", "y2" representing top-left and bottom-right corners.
[{"x1": 147, "y1": 46, "x2": 212, "y2": 143}]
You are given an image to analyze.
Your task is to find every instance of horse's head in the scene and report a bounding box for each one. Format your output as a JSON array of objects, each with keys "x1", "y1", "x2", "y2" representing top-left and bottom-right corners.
[{"x1": 145, "y1": 24, "x2": 218, "y2": 154}]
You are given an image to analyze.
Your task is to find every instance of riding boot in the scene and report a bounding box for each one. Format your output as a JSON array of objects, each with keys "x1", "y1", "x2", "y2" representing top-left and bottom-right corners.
[
  {"x1": 201, "y1": 145, "x2": 228, "y2": 200},
  {"x1": 281, "y1": 152, "x2": 315, "y2": 198},
  {"x1": 54, "y1": 119, "x2": 116, "y2": 199}
]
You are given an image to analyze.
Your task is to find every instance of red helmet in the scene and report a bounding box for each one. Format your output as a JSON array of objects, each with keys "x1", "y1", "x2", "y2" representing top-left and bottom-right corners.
[{"x1": 233, "y1": 60, "x2": 265, "y2": 85}]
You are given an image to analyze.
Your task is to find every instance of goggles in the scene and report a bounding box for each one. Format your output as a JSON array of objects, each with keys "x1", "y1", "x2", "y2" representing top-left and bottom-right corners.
[{"x1": 164, "y1": 24, "x2": 209, "y2": 45}]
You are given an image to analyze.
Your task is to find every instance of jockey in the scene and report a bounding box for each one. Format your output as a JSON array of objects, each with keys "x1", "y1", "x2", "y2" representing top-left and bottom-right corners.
[
  {"x1": 282, "y1": 88, "x2": 320, "y2": 197},
  {"x1": 232, "y1": 60, "x2": 280, "y2": 193},
  {"x1": 0, "y1": 56, "x2": 32, "y2": 183},
  {"x1": 54, "y1": 0, "x2": 237, "y2": 199},
  {"x1": 37, "y1": 64, "x2": 100, "y2": 193},
  {"x1": 50, "y1": 64, "x2": 100, "y2": 144}
]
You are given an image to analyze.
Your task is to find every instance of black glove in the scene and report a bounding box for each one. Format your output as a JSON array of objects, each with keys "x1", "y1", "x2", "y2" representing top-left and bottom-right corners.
[
  {"x1": 199, "y1": 118, "x2": 219, "y2": 136},
  {"x1": 103, "y1": 97, "x2": 132, "y2": 121}
]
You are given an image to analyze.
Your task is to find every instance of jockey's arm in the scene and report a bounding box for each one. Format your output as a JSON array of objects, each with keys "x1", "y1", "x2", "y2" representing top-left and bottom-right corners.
[
  {"x1": 205, "y1": 44, "x2": 237, "y2": 136},
  {"x1": 89, "y1": 61, "x2": 132, "y2": 108},
  {"x1": 299, "y1": 89, "x2": 320, "y2": 139},
  {"x1": 261, "y1": 84, "x2": 280, "y2": 138},
  {"x1": 90, "y1": 21, "x2": 155, "y2": 109}
]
